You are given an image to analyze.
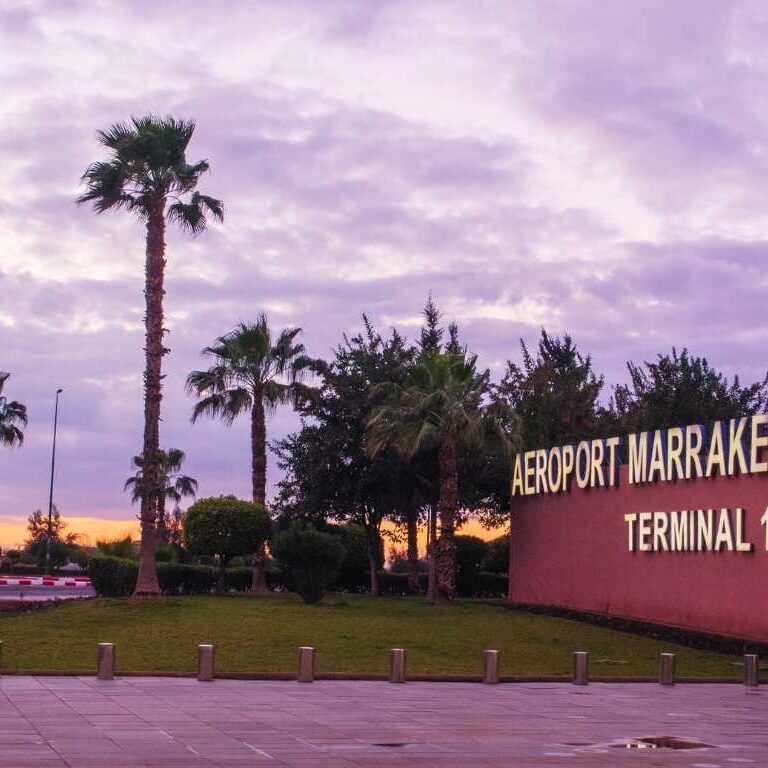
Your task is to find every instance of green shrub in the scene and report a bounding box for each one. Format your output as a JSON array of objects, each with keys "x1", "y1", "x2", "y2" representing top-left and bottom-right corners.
[
  {"x1": 455, "y1": 535, "x2": 489, "y2": 597},
  {"x1": 155, "y1": 545, "x2": 172, "y2": 563},
  {"x1": 377, "y1": 571, "x2": 428, "y2": 596},
  {"x1": 328, "y1": 523, "x2": 369, "y2": 591},
  {"x1": 95, "y1": 536, "x2": 136, "y2": 560},
  {"x1": 224, "y1": 567, "x2": 253, "y2": 592},
  {"x1": 69, "y1": 548, "x2": 90, "y2": 569},
  {"x1": 89, "y1": 555, "x2": 137, "y2": 597},
  {"x1": 482, "y1": 535, "x2": 510, "y2": 574},
  {"x1": 156, "y1": 563, "x2": 215, "y2": 594},
  {"x1": 271, "y1": 526, "x2": 345, "y2": 604},
  {"x1": 474, "y1": 571, "x2": 508, "y2": 598},
  {"x1": 182, "y1": 564, "x2": 218, "y2": 593}
]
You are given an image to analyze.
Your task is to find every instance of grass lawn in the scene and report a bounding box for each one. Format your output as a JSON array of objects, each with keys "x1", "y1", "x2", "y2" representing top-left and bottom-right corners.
[{"x1": 0, "y1": 594, "x2": 743, "y2": 679}]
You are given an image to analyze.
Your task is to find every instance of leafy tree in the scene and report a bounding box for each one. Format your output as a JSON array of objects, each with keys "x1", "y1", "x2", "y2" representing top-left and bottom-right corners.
[
  {"x1": 420, "y1": 294, "x2": 444, "y2": 353},
  {"x1": 78, "y1": 115, "x2": 223, "y2": 597},
  {"x1": 611, "y1": 348, "x2": 768, "y2": 434},
  {"x1": 367, "y1": 351, "x2": 512, "y2": 603},
  {"x1": 327, "y1": 523, "x2": 370, "y2": 591},
  {"x1": 183, "y1": 496, "x2": 272, "y2": 593},
  {"x1": 496, "y1": 331, "x2": 606, "y2": 451},
  {"x1": 124, "y1": 448, "x2": 197, "y2": 542},
  {"x1": 25, "y1": 507, "x2": 80, "y2": 569},
  {"x1": 0, "y1": 372, "x2": 27, "y2": 447},
  {"x1": 272, "y1": 317, "x2": 415, "y2": 595},
  {"x1": 271, "y1": 526, "x2": 345, "y2": 604},
  {"x1": 186, "y1": 315, "x2": 314, "y2": 591}
]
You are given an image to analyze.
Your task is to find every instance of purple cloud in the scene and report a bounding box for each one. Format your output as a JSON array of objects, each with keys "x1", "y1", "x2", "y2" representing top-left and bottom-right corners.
[{"x1": 1, "y1": 1, "x2": 767, "y2": 542}]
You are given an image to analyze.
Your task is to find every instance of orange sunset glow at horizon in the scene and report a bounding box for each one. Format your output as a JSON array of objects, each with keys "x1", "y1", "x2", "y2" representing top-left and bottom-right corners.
[{"x1": 0, "y1": 516, "x2": 505, "y2": 554}]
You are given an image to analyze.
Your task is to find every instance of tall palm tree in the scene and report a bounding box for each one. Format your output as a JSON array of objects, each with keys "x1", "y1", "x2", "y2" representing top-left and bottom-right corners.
[
  {"x1": 367, "y1": 351, "x2": 510, "y2": 603},
  {"x1": 0, "y1": 372, "x2": 27, "y2": 447},
  {"x1": 186, "y1": 315, "x2": 314, "y2": 591},
  {"x1": 124, "y1": 448, "x2": 198, "y2": 542},
  {"x1": 77, "y1": 115, "x2": 223, "y2": 596}
]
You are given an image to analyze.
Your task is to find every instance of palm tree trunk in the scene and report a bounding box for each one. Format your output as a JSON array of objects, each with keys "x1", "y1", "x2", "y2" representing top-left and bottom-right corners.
[
  {"x1": 134, "y1": 200, "x2": 166, "y2": 598},
  {"x1": 250, "y1": 396, "x2": 268, "y2": 593},
  {"x1": 434, "y1": 433, "x2": 458, "y2": 604},
  {"x1": 406, "y1": 507, "x2": 420, "y2": 593},
  {"x1": 365, "y1": 516, "x2": 380, "y2": 596},
  {"x1": 156, "y1": 491, "x2": 168, "y2": 546},
  {"x1": 426, "y1": 504, "x2": 437, "y2": 601}
]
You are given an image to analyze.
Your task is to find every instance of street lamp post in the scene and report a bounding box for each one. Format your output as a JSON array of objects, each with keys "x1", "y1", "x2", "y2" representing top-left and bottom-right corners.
[{"x1": 45, "y1": 388, "x2": 63, "y2": 576}]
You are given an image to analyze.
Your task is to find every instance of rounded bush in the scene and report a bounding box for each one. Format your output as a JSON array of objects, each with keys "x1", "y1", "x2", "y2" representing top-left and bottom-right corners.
[
  {"x1": 184, "y1": 496, "x2": 272, "y2": 593},
  {"x1": 271, "y1": 526, "x2": 345, "y2": 604},
  {"x1": 184, "y1": 496, "x2": 272, "y2": 559}
]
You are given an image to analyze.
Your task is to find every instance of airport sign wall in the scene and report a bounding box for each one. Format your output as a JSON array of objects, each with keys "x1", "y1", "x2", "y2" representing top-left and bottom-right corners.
[{"x1": 508, "y1": 415, "x2": 768, "y2": 642}]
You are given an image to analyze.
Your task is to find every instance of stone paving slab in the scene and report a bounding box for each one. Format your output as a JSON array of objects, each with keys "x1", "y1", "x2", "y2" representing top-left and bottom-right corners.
[{"x1": 0, "y1": 677, "x2": 765, "y2": 766}]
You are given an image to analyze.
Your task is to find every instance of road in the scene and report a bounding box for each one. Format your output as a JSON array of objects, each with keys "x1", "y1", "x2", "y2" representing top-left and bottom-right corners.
[{"x1": 0, "y1": 583, "x2": 96, "y2": 602}]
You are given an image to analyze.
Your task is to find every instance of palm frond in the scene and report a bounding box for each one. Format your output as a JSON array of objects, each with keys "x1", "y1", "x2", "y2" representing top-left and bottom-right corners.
[
  {"x1": 166, "y1": 192, "x2": 224, "y2": 235},
  {"x1": 96, "y1": 122, "x2": 134, "y2": 150},
  {"x1": 76, "y1": 160, "x2": 137, "y2": 214},
  {"x1": 166, "y1": 200, "x2": 205, "y2": 234},
  {"x1": 190, "y1": 389, "x2": 251, "y2": 425},
  {"x1": 0, "y1": 373, "x2": 28, "y2": 447}
]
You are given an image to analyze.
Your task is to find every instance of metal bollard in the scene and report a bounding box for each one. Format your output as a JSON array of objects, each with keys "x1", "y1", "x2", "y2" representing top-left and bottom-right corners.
[
  {"x1": 389, "y1": 649, "x2": 406, "y2": 684},
  {"x1": 744, "y1": 654, "x2": 759, "y2": 688},
  {"x1": 298, "y1": 646, "x2": 315, "y2": 683},
  {"x1": 197, "y1": 644, "x2": 215, "y2": 682},
  {"x1": 483, "y1": 650, "x2": 500, "y2": 684},
  {"x1": 660, "y1": 652, "x2": 676, "y2": 686},
  {"x1": 97, "y1": 643, "x2": 115, "y2": 680},
  {"x1": 573, "y1": 651, "x2": 589, "y2": 686}
]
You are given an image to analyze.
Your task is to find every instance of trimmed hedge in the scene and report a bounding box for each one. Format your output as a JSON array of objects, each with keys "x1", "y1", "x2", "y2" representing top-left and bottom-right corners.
[
  {"x1": 376, "y1": 570, "x2": 507, "y2": 598},
  {"x1": 224, "y1": 567, "x2": 253, "y2": 592},
  {"x1": 89, "y1": 555, "x2": 137, "y2": 597},
  {"x1": 89, "y1": 556, "x2": 256, "y2": 597},
  {"x1": 88, "y1": 555, "x2": 507, "y2": 599},
  {"x1": 157, "y1": 563, "x2": 216, "y2": 595}
]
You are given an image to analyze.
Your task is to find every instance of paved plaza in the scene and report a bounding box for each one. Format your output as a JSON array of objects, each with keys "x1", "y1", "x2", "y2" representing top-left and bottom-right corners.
[{"x1": 0, "y1": 677, "x2": 765, "y2": 767}]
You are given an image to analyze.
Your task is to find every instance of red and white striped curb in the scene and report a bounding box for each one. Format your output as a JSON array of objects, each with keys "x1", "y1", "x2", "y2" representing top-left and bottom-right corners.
[{"x1": 0, "y1": 576, "x2": 91, "y2": 587}]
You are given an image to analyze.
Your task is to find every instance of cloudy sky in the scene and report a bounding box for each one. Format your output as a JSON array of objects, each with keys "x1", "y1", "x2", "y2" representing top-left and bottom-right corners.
[{"x1": 1, "y1": 0, "x2": 767, "y2": 545}]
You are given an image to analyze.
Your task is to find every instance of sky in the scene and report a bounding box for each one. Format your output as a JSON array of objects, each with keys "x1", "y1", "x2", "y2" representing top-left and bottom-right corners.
[{"x1": 2, "y1": 0, "x2": 768, "y2": 547}]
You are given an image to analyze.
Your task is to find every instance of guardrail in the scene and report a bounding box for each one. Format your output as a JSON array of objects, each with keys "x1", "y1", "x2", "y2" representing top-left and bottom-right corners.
[{"x1": 0, "y1": 576, "x2": 92, "y2": 587}]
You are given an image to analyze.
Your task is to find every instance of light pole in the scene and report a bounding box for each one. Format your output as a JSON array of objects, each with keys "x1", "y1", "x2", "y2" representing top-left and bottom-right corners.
[{"x1": 45, "y1": 388, "x2": 63, "y2": 576}]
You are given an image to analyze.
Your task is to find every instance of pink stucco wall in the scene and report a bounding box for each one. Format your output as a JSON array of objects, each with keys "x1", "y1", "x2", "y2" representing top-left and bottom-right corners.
[{"x1": 508, "y1": 465, "x2": 768, "y2": 642}]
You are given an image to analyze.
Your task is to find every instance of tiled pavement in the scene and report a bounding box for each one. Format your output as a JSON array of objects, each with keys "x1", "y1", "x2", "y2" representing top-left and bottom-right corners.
[{"x1": 0, "y1": 677, "x2": 765, "y2": 767}]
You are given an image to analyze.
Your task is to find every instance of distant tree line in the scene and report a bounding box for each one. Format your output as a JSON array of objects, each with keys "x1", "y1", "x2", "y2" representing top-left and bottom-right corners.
[{"x1": 5, "y1": 294, "x2": 767, "y2": 602}]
